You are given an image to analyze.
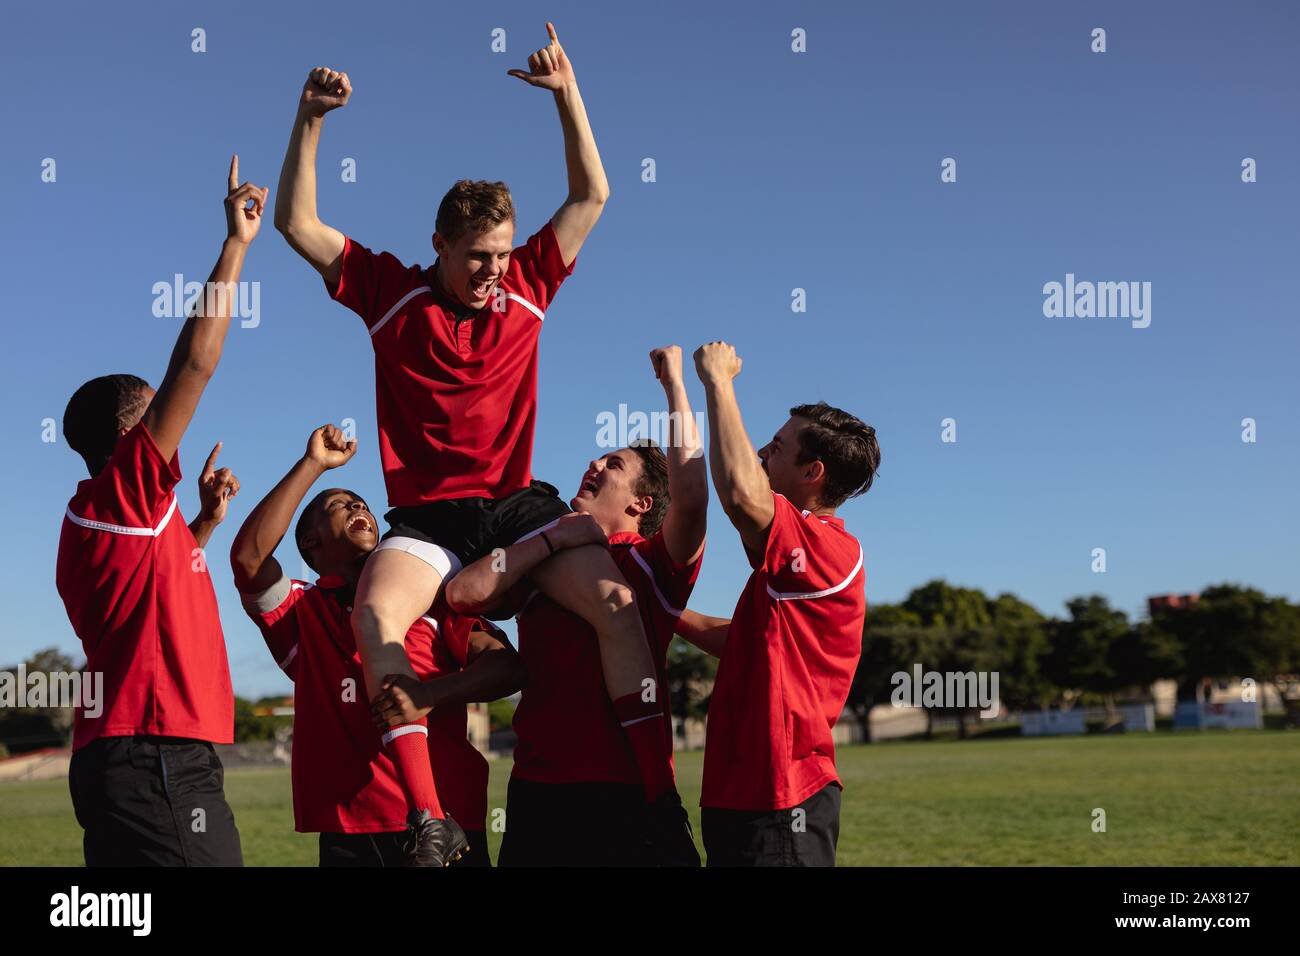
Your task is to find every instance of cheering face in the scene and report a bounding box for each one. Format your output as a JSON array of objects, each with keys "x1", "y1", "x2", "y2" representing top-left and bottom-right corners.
[
  {"x1": 433, "y1": 221, "x2": 515, "y2": 309},
  {"x1": 756, "y1": 417, "x2": 814, "y2": 500},
  {"x1": 306, "y1": 490, "x2": 377, "y2": 572},
  {"x1": 572, "y1": 449, "x2": 645, "y2": 529}
]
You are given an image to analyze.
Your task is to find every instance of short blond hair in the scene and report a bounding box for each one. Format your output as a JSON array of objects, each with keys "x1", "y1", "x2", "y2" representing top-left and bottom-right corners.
[{"x1": 436, "y1": 180, "x2": 516, "y2": 242}]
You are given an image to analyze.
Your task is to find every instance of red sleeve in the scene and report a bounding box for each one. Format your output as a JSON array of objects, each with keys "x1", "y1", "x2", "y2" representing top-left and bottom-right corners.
[
  {"x1": 326, "y1": 237, "x2": 424, "y2": 334},
  {"x1": 240, "y1": 576, "x2": 308, "y2": 681},
  {"x1": 76, "y1": 421, "x2": 182, "y2": 530},
  {"x1": 632, "y1": 530, "x2": 702, "y2": 618},
  {"x1": 437, "y1": 611, "x2": 476, "y2": 668},
  {"x1": 754, "y1": 493, "x2": 863, "y2": 597},
  {"x1": 439, "y1": 614, "x2": 509, "y2": 669},
  {"x1": 504, "y1": 222, "x2": 574, "y2": 320}
]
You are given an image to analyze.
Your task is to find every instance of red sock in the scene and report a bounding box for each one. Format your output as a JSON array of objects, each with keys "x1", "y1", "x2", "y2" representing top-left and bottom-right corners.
[
  {"x1": 613, "y1": 693, "x2": 675, "y2": 802},
  {"x1": 382, "y1": 722, "x2": 443, "y2": 817}
]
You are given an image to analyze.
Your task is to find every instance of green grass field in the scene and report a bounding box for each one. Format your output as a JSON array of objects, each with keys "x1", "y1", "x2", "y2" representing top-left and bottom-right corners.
[{"x1": 3, "y1": 732, "x2": 1297, "y2": 866}]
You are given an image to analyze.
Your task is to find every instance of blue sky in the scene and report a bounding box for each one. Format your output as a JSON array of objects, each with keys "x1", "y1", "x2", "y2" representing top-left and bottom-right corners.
[{"x1": 3, "y1": 1, "x2": 1297, "y2": 697}]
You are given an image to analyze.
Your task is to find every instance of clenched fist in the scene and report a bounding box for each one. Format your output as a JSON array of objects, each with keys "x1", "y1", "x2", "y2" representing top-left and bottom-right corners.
[
  {"x1": 300, "y1": 67, "x2": 352, "y2": 116},
  {"x1": 650, "y1": 345, "x2": 685, "y2": 389},
  {"x1": 304, "y1": 424, "x2": 357, "y2": 471},
  {"x1": 694, "y1": 341, "x2": 743, "y2": 385}
]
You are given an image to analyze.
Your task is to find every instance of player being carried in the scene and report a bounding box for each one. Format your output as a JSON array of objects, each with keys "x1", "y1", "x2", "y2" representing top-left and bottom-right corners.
[
  {"x1": 274, "y1": 23, "x2": 696, "y2": 861},
  {"x1": 56, "y1": 156, "x2": 267, "y2": 866},
  {"x1": 690, "y1": 342, "x2": 880, "y2": 867},
  {"x1": 442, "y1": 346, "x2": 708, "y2": 865},
  {"x1": 230, "y1": 424, "x2": 524, "y2": 866}
]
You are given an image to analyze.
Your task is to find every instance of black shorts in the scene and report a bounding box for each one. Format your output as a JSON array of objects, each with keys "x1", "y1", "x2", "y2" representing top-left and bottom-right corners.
[
  {"x1": 498, "y1": 777, "x2": 647, "y2": 867},
  {"x1": 68, "y1": 735, "x2": 244, "y2": 867},
  {"x1": 382, "y1": 479, "x2": 571, "y2": 568},
  {"x1": 318, "y1": 828, "x2": 491, "y2": 867},
  {"x1": 701, "y1": 783, "x2": 842, "y2": 867}
]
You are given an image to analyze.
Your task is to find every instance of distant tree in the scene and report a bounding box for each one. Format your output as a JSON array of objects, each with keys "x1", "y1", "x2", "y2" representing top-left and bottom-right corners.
[
  {"x1": 666, "y1": 638, "x2": 717, "y2": 736},
  {"x1": 848, "y1": 604, "x2": 922, "y2": 742},
  {"x1": 986, "y1": 593, "x2": 1052, "y2": 711},
  {"x1": 1042, "y1": 596, "x2": 1128, "y2": 715},
  {"x1": 903, "y1": 580, "x2": 992, "y2": 632},
  {"x1": 1107, "y1": 621, "x2": 1183, "y2": 699},
  {"x1": 0, "y1": 647, "x2": 79, "y2": 754},
  {"x1": 233, "y1": 696, "x2": 292, "y2": 742},
  {"x1": 487, "y1": 697, "x2": 517, "y2": 733},
  {"x1": 1155, "y1": 584, "x2": 1300, "y2": 724}
]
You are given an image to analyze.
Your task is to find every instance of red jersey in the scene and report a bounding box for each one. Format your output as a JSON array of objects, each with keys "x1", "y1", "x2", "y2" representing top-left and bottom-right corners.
[
  {"x1": 327, "y1": 222, "x2": 574, "y2": 506},
  {"x1": 56, "y1": 422, "x2": 233, "y2": 750},
  {"x1": 512, "y1": 529, "x2": 702, "y2": 785},
  {"x1": 701, "y1": 493, "x2": 865, "y2": 811},
  {"x1": 241, "y1": 575, "x2": 492, "y2": 834}
]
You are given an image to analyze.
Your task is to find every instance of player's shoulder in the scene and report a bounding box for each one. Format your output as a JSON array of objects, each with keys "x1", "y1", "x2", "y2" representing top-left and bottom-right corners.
[{"x1": 345, "y1": 237, "x2": 431, "y2": 288}]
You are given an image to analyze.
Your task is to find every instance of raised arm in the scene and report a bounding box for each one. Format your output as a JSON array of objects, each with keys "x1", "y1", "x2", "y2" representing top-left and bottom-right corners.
[
  {"x1": 694, "y1": 341, "x2": 774, "y2": 561},
  {"x1": 370, "y1": 626, "x2": 527, "y2": 728},
  {"x1": 508, "y1": 22, "x2": 609, "y2": 266},
  {"x1": 443, "y1": 512, "x2": 608, "y2": 617},
  {"x1": 142, "y1": 156, "x2": 267, "y2": 464},
  {"x1": 274, "y1": 68, "x2": 350, "y2": 283},
  {"x1": 650, "y1": 347, "x2": 707, "y2": 566},
  {"x1": 230, "y1": 424, "x2": 356, "y2": 594},
  {"x1": 674, "y1": 609, "x2": 731, "y2": 658}
]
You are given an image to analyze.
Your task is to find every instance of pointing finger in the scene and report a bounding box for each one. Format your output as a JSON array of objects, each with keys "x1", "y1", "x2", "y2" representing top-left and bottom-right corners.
[
  {"x1": 228, "y1": 155, "x2": 238, "y2": 193},
  {"x1": 202, "y1": 442, "x2": 222, "y2": 479}
]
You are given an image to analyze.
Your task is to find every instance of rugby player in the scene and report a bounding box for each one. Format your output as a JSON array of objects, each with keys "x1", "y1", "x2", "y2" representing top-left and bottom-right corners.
[
  {"x1": 273, "y1": 23, "x2": 692, "y2": 855},
  {"x1": 56, "y1": 156, "x2": 266, "y2": 866},
  {"x1": 692, "y1": 341, "x2": 879, "y2": 867},
  {"x1": 230, "y1": 424, "x2": 524, "y2": 866},
  {"x1": 444, "y1": 346, "x2": 708, "y2": 865}
]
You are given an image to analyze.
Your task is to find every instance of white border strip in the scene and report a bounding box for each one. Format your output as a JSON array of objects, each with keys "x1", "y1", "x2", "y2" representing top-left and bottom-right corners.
[
  {"x1": 277, "y1": 644, "x2": 300, "y2": 673},
  {"x1": 369, "y1": 286, "x2": 432, "y2": 337},
  {"x1": 765, "y1": 546, "x2": 864, "y2": 602},
  {"x1": 381, "y1": 724, "x2": 429, "y2": 744},
  {"x1": 504, "y1": 292, "x2": 544, "y2": 322},
  {"x1": 626, "y1": 548, "x2": 685, "y2": 617},
  {"x1": 65, "y1": 496, "x2": 180, "y2": 538},
  {"x1": 619, "y1": 713, "x2": 662, "y2": 729}
]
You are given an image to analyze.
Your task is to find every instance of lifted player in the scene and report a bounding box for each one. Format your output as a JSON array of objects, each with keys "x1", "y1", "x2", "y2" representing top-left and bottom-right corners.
[
  {"x1": 57, "y1": 157, "x2": 267, "y2": 866},
  {"x1": 274, "y1": 23, "x2": 694, "y2": 856},
  {"x1": 230, "y1": 425, "x2": 523, "y2": 866},
  {"x1": 445, "y1": 346, "x2": 708, "y2": 865},
  {"x1": 692, "y1": 342, "x2": 880, "y2": 867}
]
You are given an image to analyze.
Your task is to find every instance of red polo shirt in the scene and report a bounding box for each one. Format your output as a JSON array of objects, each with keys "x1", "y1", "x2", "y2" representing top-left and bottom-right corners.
[
  {"x1": 56, "y1": 422, "x2": 233, "y2": 750},
  {"x1": 327, "y1": 222, "x2": 574, "y2": 506},
  {"x1": 242, "y1": 577, "x2": 493, "y2": 834},
  {"x1": 511, "y1": 529, "x2": 702, "y2": 785},
  {"x1": 701, "y1": 493, "x2": 865, "y2": 811}
]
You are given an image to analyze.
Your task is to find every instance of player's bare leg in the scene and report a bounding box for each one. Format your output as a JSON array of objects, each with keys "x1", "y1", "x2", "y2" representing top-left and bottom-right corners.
[
  {"x1": 529, "y1": 544, "x2": 654, "y2": 700},
  {"x1": 351, "y1": 548, "x2": 467, "y2": 865},
  {"x1": 351, "y1": 548, "x2": 442, "y2": 699}
]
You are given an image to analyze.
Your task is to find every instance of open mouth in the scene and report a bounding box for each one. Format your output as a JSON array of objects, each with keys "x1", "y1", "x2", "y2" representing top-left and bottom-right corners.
[
  {"x1": 470, "y1": 277, "x2": 496, "y2": 299},
  {"x1": 347, "y1": 515, "x2": 373, "y2": 535},
  {"x1": 578, "y1": 476, "x2": 598, "y2": 496}
]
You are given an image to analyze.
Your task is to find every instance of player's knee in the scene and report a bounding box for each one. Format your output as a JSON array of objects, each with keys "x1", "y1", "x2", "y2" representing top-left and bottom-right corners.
[{"x1": 442, "y1": 574, "x2": 480, "y2": 615}]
